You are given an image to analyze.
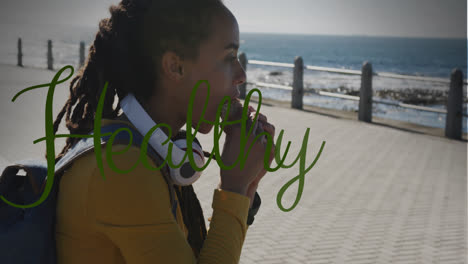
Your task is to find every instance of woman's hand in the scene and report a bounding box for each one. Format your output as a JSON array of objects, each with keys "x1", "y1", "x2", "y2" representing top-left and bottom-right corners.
[
  {"x1": 245, "y1": 112, "x2": 275, "y2": 207},
  {"x1": 219, "y1": 99, "x2": 276, "y2": 199}
]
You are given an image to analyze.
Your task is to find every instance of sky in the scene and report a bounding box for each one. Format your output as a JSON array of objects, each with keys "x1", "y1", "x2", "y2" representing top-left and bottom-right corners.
[{"x1": 0, "y1": 0, "x2": 466, "y2": 39}]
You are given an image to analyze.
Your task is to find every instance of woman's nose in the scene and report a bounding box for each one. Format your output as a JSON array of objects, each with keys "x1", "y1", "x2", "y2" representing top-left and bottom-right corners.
[{"x1": 233, "y1": 62, "x2": 246, "y2": 86}]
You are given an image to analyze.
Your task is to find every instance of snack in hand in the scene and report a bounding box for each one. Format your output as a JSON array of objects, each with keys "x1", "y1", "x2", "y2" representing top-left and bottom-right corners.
[
  {"x1": 220, "y1": 98, "x2": 242, "y2": 121},
  {"x1": 220, "y1": 98, "x2": 260, "y2": 137}
]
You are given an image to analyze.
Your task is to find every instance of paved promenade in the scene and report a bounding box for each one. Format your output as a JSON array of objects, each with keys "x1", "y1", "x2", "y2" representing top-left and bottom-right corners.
[
  {"x1": 194, "y1": 99, "x2": 467, "y2": 264},
  {"x1": 1, "y1": 64, "x2": 466, "y2": 263}
]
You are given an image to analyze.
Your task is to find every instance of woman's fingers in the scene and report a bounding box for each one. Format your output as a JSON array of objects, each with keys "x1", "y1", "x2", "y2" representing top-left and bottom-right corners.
[
  {"x1": 262, "y1": 121, "x2": 275, "y2": 139},
  {"x1": 251, "y1": 110, "x2": 267, "y2": 123},
  {"x1": 257, "y1": 118, "x2": 275, "y2": 142}
]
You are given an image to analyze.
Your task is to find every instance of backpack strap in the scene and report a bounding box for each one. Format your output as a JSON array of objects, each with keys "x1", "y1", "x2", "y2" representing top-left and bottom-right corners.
[{"x1": 53, "y1": 123, "x2": 178, "y2": 222}]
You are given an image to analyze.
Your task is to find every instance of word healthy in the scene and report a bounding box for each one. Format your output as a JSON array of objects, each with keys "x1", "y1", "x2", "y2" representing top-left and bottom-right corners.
[{"x1": 2, "y1": 65, "x2": 326, "y2": 212}]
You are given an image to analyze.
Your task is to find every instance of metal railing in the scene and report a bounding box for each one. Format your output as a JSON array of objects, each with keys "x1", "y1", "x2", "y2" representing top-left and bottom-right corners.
[
  {"x1": 16, "y1": 38, "x2": 86, "y2": 70},
  {"x1": 237, "y1": 53, "x2": 467, "y2": 140},
  {"x1": 13, "y1": 38, "x2": 466, "y2": 140},
  {"x1": 249, "y1": 59, "x2": 468, "y2": 85},
  {"x1": 245, "y1": 81, "x2": 452, "y2": 115}
]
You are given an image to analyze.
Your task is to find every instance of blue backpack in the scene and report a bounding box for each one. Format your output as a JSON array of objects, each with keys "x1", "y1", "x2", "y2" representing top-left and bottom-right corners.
[{"x1": 0, "y1": 123, "x2": 178, "y2": 264}]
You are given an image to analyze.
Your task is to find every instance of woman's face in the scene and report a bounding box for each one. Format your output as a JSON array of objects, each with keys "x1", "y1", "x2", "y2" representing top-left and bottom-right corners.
[{"x1": 181, "y1": 11, "x2": 246, "y2": 134}]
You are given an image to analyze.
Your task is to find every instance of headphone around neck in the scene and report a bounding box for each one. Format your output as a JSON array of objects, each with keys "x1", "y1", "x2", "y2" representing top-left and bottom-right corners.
[{"x1": 120, "y1": 93, "x2": 205, "y2": 186}]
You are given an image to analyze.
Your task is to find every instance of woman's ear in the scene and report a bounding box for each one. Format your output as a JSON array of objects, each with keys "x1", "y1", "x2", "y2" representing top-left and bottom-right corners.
[{"x1": 161, "y1": 51, "x2": 185, "y2": 81}]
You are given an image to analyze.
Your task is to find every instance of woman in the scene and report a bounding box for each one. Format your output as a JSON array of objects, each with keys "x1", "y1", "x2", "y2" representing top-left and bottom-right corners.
[{"x1": 54, "y1": 0, "x2": 276, "y2": 263}]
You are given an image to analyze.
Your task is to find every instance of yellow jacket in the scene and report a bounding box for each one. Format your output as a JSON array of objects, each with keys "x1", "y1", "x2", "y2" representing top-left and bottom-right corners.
[{"x1": 55, "y1": 119, "x2": 251, "y2": 263}]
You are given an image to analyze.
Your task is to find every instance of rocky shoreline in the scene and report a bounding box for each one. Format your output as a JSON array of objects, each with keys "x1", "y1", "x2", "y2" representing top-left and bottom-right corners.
[
  {"x1": 262, "y1": 71, "x2": 467, "y2": 106},
  {"x1": 304, "y1": 87, "x2": 468, "y2": 106}
]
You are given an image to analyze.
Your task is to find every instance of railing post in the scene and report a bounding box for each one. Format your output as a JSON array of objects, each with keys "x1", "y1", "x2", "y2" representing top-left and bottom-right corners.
[
  {"x1": 238, "y1": 52, "x2": 247, "y2": 99},
  {"x1": 359, "y1": 61, "x2": 373, "y2": 122},
  {"x1": 79, "y1": 41, "x2": 86, "y2": 68},
  {"x1": 17, "y1": 38, "x2": 23, "y2": 67},
  {"x1": 47, "y1": 40, "x2": 54, "y2": 70},
  {"x1": 292, "y1": 56, "x2": 303, "y2": 110},
  {"x1": 445, "y1": 69, "x2": 463, "y2": 140}
]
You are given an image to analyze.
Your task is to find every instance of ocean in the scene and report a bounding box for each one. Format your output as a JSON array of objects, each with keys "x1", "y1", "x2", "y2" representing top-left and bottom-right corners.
[{"x1": 0, "y1": 23, "x2": 466, "y2": 132}]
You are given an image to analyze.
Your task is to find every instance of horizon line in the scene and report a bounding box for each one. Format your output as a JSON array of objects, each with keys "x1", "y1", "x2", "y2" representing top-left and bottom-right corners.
[
  {"x1": 239, "y1": 31, "x2": 467, "y2": 40},
  {"x1": 1, "y1": 21, "x2": 466, "y2": 40}
]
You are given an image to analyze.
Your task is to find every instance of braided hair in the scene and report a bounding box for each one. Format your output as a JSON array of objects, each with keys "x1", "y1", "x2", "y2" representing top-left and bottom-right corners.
[{"x1": 52, "y1": 0, "x2": 228, "y2": 258}]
